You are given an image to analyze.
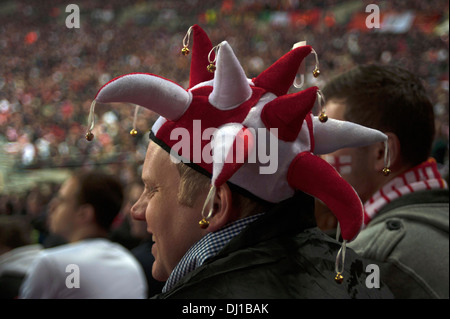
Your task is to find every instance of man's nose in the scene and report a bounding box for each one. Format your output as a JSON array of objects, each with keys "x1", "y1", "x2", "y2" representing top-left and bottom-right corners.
[{"x1": 130, "y1": 197, "x2": 146, "y2": 221}]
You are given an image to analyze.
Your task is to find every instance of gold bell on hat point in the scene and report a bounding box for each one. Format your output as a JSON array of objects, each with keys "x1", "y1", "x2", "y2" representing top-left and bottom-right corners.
[
  {"x1": 382, "y1": 167, "x2": 391, "y2": 176},
  {"x1": 334, "y1": 273, "x2": 344, "y2": 284},
  {"x1": 319, "y1": 112, "x2": 328, "y2": 123},
  {"x1": 85, "y1": 131, "x2": 94, "y2": 141},
  {"x1": 313, "y1": 67, "x2": 321, "y2": 78},
  {"x1": 181, "y1": 46, "x2": 190, "y2": 56},
  {"x1": 207, "y1": 63, "x2": 216, "y2": 73},
  {"x1": 130, "y1": 129, "x2": 138, "y2": 136},
  {"x1": 199, "y1": 218, "x2": 210, "y2": 229}
]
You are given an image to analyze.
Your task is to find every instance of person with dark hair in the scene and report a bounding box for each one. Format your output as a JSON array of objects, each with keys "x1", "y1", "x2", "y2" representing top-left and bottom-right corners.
[
  {"x1": 19, "y1": 171, "x2": 147, "y2": 299},
  {"x1": 319, "y1": 64, "x2": 449, "y2": 298}
]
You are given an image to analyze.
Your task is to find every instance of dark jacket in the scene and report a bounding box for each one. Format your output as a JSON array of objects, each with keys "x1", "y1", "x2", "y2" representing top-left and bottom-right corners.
[
  {"x1": 154, "y1": 192, "x2": 392, "y2": 299},
  {"x1": 348, "y1": 189, "x2": 449, "y2": 299}
]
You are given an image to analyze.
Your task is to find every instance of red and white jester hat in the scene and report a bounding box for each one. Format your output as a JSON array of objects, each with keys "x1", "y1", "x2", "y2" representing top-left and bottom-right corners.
[{"x1": 86, "y1": 25, "x2": 389, "y2": 281}]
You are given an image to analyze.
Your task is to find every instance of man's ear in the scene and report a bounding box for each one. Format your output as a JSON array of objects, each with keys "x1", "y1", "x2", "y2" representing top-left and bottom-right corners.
[
  {"x1": 76, "y1": 204, "x2": 96, "y2": 225},
  {"x1": 374, "y1": 132, "x2": 401, "y2": 172},
  {"x1": 206, "y1": 184, "x2": 236, "y2": 232}
]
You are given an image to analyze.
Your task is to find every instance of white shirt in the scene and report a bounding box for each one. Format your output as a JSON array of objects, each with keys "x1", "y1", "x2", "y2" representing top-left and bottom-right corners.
[
  {"x1": 19, "y1": 238, "x2": 147, "y2": 299},
  {"x1": 0, "y1": 244, "x2": 43, "y2": 277}
]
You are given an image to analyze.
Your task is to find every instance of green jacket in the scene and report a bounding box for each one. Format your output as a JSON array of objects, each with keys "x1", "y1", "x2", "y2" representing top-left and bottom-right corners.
[
  {"x1": 154, "y1": 192, "x2": 392, "y2": 299},
  {"x1": 348, "y1": 189, "x2": 449, "y2": 299}
]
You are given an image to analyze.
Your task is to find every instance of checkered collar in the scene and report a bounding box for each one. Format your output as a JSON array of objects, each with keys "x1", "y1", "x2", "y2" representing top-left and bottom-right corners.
[{"x1": 162, "y1": 213, "x2": 263, "y2": 293}]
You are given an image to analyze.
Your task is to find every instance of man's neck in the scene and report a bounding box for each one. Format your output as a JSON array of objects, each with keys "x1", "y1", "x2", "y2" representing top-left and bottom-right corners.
[{"x1": 69, "y1": 226, "x2": 108, "y2": 243}]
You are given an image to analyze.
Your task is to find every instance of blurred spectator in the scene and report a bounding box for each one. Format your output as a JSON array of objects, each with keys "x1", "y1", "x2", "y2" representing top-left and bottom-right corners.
[
  {"x1": 24, "y1": 183, "x2": 67, "y2": 248},
  {"x1": 0, "y1": 215, "x2": 42, "y2": 299},
  {"x1": 19, "y1": 171, "x2": 147, "y2": 298},
  {"x1": 320, "y1": 64, "x2": 449, "y2": 299}
]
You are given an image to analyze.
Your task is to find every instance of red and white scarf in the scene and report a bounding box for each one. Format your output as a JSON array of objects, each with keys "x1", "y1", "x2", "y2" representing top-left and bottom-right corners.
[{"x1": 363, "y1": 158, "x2": 448, "y2": 227}]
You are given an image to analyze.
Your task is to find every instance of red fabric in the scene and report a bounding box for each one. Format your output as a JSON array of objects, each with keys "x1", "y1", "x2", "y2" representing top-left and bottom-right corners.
[
  {"x1": 156, "y1": 86, "x2": 266, "y2": 173},
  {"x1": 253, "y1": 45, "x2": 312, "y2": 96},
  {"x1": 287, "y1": 152, "x2": 363, "y2": 241},
  {"x1": 261, "y1": 86, "x2": 317, "y2": 142},
  {"x1": 189, "y1": 25, "x2": 215, "y2": 88}
]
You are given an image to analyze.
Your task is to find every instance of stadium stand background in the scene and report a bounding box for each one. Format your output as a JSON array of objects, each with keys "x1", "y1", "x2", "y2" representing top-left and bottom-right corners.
[{"x1": 0, "y1": 0, "x2": 448, "y2": 218}]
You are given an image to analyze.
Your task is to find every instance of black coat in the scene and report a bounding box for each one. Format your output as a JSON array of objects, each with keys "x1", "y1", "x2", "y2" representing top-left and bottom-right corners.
[{"x1": 153, "y1": 192, "x2": 393, "y2": 299}]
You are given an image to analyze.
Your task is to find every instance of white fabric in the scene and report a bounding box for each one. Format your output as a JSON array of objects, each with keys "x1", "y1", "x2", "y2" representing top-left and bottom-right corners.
[
  {"x1": 96, "y1": 73, "x2": 192, "y2": 121},
  {"x1": 19, "y1": 238, "x2": 147, "y2": 299},
  {"x1": 209, "y1": 41, "x2": 252, "y2": 110},
  {"x1": 211, "y1": 123, "x2": 251, "y2": 186},
  {"x1": 0, "y1": 244, "x2": 43, "y2": 277},
  {"x1": 313, "y1": 117, "x2": 387, "y2": 155},
  {"x1": 151, "y1": 116, "x2": 167, "y2": 136}
]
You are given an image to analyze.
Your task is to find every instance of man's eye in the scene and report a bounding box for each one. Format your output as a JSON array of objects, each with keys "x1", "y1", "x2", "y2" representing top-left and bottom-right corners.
[{"x1": 146, "y1": 186, "x2": 158, "y2": 198}]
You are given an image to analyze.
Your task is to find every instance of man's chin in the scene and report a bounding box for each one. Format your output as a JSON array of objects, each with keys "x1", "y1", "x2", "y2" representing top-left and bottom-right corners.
[{"x1": 152, "y1": 264, "x2": 169, "y2": 283}]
